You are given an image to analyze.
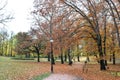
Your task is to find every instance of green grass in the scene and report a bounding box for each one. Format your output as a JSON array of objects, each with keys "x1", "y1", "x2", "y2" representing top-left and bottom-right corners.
[
  {"x1": 0, "y1": 56, "x2": 50, "y2": 80},
  {"x1": 31, "y1": 73, "x2": 50, "y2": 80},
  {"x1": 11, "y1": 57, "x2": 35, "y2": 60},
  {"x1": 111, "y1": 71, "x2": 120, "y2": 76},
  {"x1": 0, "y1": 56, "x2": 33, "y2": 80},
  {"x1": 0, "y1": 56, "x2": 12, "y2": 61}
]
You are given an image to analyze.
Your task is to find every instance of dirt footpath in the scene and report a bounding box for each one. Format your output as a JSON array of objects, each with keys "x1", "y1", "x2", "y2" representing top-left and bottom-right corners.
[{"x1": 43, "y1": 74, "x2": 83, "y2": 80}]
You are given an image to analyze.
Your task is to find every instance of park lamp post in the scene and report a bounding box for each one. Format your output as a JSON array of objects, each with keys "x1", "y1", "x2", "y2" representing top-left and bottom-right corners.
[
  {"x1": 50, "y1": 38, "x2": 54, "y2": 73},
  {"x1": 79, "y1": 45, "x2": 82, "y2": 49}
]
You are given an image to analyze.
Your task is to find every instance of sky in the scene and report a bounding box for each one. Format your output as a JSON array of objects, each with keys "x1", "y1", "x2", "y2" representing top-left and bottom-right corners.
[{"x1": 5, "y1": 0, "x2": 34, "y2": 34}]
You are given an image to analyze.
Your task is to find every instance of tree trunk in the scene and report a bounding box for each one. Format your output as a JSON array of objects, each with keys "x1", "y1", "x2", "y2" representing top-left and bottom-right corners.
[
  {"x1": 0, "y1": 45, "x2": 2, "y2": 55},
  {"x1": 109, "y1": 54, "x2": 112, "y2": 62},
  {"x1": 77, "y1": 54, "x2": 80, "y2": 62},
  {"x1": 10, "y1": 32, "x2": 13, "y2": 57},
  {"x1": 37, "y1": 52, "x2": 40, "y2": 62},
  {"x1": 5, "y1": 44, "x2": 8, "y2": 56},
  {"x1": 35, "y1": 47, "x2": 40, "y2": 62},
  {"x1": 106, "y1": 0, "x2": 120, "y2": 47},
  {"x1": 113, "y1": 52, "x2": 116, "y2": 65},
  {"x1": 10, "y1": 42, "x2": 13, "y2": 57},
  {"x1": 97, "y1": 34, "x2": 106, "y2": 70},
  {"x1": 64, "y1": 53, "x2": 67, "y2": 62},
  {"x1": 77, "y1": 43, "x2": 80, "y2": 62},
  {"x1": 68, "y1": 48, "x2": 72, "y2": 65},
  {"x1": 37, "y1": 51, "x2": 40, "y2": 62},
  {"x1": 59, "y1": 36, "x2": 64, "y2": 64},
  {"x1": 60, "y1": 47, "x2": 64, "y2": 64},
  {"x1": 103, "y1": 14, "x2": 107, "y2": 66},
  {"x1": 61, "y1": 52, "x2": 64, "y2": 64}
]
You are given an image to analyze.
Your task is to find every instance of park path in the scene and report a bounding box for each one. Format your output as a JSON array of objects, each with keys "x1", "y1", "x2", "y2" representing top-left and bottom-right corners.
[{"x1": 43, "y1": 74, "x2": 83, "y2": 80}]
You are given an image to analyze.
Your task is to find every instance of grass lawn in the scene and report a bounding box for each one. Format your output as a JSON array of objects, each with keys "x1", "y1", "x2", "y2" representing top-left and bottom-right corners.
[
  {"x1": 0, "y1": 56, "x2": 120, "y2": 80},
  {"x1": 31, "y1": 73, "x2": 50, "y2": 80},
  {"x1": 0, "y1": 56, "x2": 50, "y2": 80}
]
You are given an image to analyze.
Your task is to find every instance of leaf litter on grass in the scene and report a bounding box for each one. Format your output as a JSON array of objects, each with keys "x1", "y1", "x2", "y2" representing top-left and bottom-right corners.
[{"x1": 0, "y1": 57, "x2": 120, "y2": 80}]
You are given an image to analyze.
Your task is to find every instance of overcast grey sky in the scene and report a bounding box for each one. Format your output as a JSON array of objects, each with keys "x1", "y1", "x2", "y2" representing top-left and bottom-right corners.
[{"x1": 6, "y1": 0, "x2": 34, "y2": 34}]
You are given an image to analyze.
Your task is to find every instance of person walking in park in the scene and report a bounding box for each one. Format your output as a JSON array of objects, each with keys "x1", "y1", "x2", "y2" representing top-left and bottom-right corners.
[{"x1": 82, "y1": 61, "x2": 88, "y2": 73}]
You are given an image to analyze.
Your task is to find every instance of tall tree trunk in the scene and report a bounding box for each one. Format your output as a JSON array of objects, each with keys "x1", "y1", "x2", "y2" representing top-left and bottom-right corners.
[
  {"x1": 59, "y1": 37, "x2": 64, "y2": 64},
  {"x1": 109, "y1": 54, "x2": 112, "y2": 62},
  {"x1": 68, "y1": 48, "x2": 72, "y2": 65},
  {"x1": 61, "y1": 53, "x2": 64, "y2": 64},
  {"x1": 77, "y1": 54, "x2": 80, "y2": 62},
  {"x1": 64, "y1": 53, "x2": 67, "y2": 62},
  {"x1": 111, "y1": 31, "x2": 116, "y2": 65},
  {"x1": 77, "y1": 43, "x2": 80, "y2": 62},
  {"x1": 60, "y1": 47, "x2": 64, "y2": 64},
  {"x1": 10, "y1": 39, "x2": 13, "y2": 57},
  {"x1": 103, "y1": 15, "x2": 107, "y2": 66},
  {"x1": 10, "y1": 32, "x2": 13, "y2": 57},
  {"x1": 97, "y1": 34, "x2": 106, "y2": 70},
  {"x1": 113, "y1": 52, "x2": 116, "y2": 65},
  {"x1": 37, "y1": 50, "x2": 40, "y2": 62},
  {"x1": 11, "y1": 46, "x2": 13, "y2": 57},
  {"x1": 35, "y1": 47, "x2": 40, "y2": 62},
  {"x1": 5, "y1": 43, "x2": 8, "y2": 56}
]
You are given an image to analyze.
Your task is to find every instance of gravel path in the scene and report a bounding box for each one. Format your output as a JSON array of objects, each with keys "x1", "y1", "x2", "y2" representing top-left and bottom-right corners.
[{"x1": 43, "y1": 74, "x2": 83, "y2": 80}]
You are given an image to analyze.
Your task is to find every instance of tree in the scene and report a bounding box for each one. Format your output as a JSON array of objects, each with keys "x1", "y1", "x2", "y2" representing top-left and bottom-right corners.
[
  {"x1": 32, "y1": 1, "x2": 120, "y2": 70},
  {"x1": 61, "y1": 0, "x2": 112, "y2": 70},
  {"x1": 105, "y1": 0, "x2": 120, "y2": 47},
  {"x1": 9, "y1": 31, "x2": 14, "y2": 56},
  {"x1": 0, "y1": 0, "x2": 13, "y2": 56},
  {"x1": 29, "y1": 28, "x2": 47, "y2": 62},
  {"x1": 0, "y1": 0, "x2": 13, "y2": 25},
  {"x1": 15, "y1": 32, "x2": 31, "y2": 57},
  {"x1": 0, "y1": 28, "x2": 9, "y2": 55},
  {"x1": 32, "y1": 0, "x2": 61, "y2": 65}
]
